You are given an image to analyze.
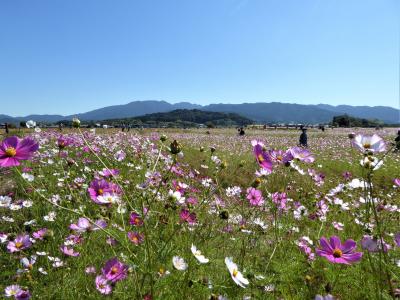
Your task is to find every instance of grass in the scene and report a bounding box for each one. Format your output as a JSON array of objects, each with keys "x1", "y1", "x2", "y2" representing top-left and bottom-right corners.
[{"x1": 0, "y1": 127, "x2": 399, "y2": 299}]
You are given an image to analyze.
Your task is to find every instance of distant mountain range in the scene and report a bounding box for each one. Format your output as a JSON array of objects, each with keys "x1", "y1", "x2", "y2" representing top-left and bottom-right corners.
[{"x1": 1, "y1": 100, "x2": 399, "y2": 124}]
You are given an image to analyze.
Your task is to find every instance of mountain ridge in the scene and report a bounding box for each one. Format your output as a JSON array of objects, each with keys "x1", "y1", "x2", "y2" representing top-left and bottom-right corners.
[{"x1": 1, "y1": 100, "x2": 399, "y2": 124}]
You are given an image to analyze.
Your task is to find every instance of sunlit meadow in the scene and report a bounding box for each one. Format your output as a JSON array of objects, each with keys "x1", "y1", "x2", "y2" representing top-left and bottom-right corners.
[{"x1": 1, "y1": 125, "x2": 399, "y2": 299}]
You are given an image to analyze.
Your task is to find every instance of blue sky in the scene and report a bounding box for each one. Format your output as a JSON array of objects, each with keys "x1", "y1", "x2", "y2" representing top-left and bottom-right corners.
[{"x1": 0, "y1": 0, "x2": 399, "y2": 116}]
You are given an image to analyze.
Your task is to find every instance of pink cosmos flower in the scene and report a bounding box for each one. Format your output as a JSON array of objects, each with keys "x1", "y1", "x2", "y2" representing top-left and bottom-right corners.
[
  {"x1": 0, "y1": 136, "x2": 39, "y2": 167},
  {"x1": 394, "y1": 233, "x2": 399, "y2": 247},
  {"x1": 179, "y1": 209, "x2": 197, "y2": 225},
  {"x1": 316, "y1": 236, "x2": 363, "y2": 264},
  {"x1": 352, "y1": 134, "x2": 386, "y2": 153},
  {"x1": 361, "y1": 235, "x2": 390, "y2": 253},
  {"x1": 99, "y1": 168, "x2": 120, "y2": 177},
  {"x1": 342, "y1": 171, "x2": 352, "y2": 181},
  {"x1": 394, "y1": 178, "x2": 400, "y2": 187},
  {"x1": 95, "y1": 275, "x2": 112, "y2": 295},
  {"x1": 127, "y1": 231, "x2": 144, "y2": 245},
  {"x1": 102, "y1": 257, "x2": 128, "y2": 283},
  {"x1": 251, "y1": 140, "x2": 273, "y2": 173},
  {"x1": 129, "y1": 212, "x2": 143, "y2": 226},
  {"x1": 269, "y1": 149, "x2": 293, "y2": 164},
  {"x1": 289, "y1": 146, "x2": 315, "y2": 163},
  {"x1": 246, "y1": 187, "x2": 264, "y2": 206},
  {"x1": 272, "y1": 192, "x2": 288, "y2": 211},
  {"x1": 88, "y1": 179, "x2": 121, "y2": 203},
  {"x1": 32, "y1": 228, "x2": 47, "y2": 240},
  {"x1": 85, "y1": 266, "x2": 97, "y2": 274},
  {"x1": 57, "y1": 136, "x2": 72, "y2": 149},
  {"x1": 15, "y1": 289, "x2": 31, "y2": 300},
  {"x1": 7, "y1": 234, "x2": 32, "y2": 252},
  {"x1": 69, "y1": 218, "x2": 108, "y2": 233},
  {"x1": 60, "y1": 245, "x2": 80, "y2": 257}
]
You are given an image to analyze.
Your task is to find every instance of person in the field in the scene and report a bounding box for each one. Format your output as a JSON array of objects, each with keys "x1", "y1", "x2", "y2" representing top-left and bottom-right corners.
[{"x1": 299, "y1": 128, "x2": 308, "y2": 147}]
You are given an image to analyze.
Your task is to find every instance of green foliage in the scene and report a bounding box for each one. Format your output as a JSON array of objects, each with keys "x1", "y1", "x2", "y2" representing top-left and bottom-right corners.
[
  {"x1": 331, "y1": 114, "x2": 383, "y2": 128},
  {"x1": 103, "y1": 109, "x2": 253, "y2": 128}
]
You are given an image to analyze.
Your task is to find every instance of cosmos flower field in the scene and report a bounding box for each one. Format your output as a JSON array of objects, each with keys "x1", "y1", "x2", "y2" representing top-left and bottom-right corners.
[{"x1": 0, "y1": 127, "x2": 399, "y2": 299}]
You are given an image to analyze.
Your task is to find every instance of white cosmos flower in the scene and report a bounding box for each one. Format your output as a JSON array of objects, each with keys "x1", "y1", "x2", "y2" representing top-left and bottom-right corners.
[
  {"x1": 172, "y1": 256, "x2": 188, "y2": 271},
  {"x1": 190, "y1": 244, "x2": 209, "y2": 263},
  {"x1": 96, "y1": 193, "x2": 120, "y2": 204},
  {"x1": 224, "y1": 257, "x2": 249, "y2": 288},
  {"x1": 168, "y1": 190, "x2": 185, "y2": 204},
  {"x1": 22, "y1": 173, "x2": 34, "y2": 182},
  {"x1": 0, "y1": 233, "x2": 8, "y2": 243},
  {"x1": 352, "y1": 134, "x2": 386, "y2": 153},
  {"x1": 25, "y1": 120, "x2": 36, "y2": 128},
  {"x1": 0, "y1": 196, "x2": 12, "y2": 207},
  {"x1": 347, "y1": 178, "x2": 372, "y2": 189}
]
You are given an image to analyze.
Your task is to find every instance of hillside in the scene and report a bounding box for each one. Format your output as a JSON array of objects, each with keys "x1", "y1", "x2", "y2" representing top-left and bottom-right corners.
[{"x1": 103, "y1": 109, "x2": 253, "y2": 127}]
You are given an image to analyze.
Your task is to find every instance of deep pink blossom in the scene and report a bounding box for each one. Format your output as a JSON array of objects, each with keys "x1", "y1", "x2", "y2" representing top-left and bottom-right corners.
[
  {"x1": 272, "y1": 192, "x2": 288, "y2": 211},
  {"x1": 246, "y1": 187, "x2": 264, "y2": 206},
  {"x1": 179, "y1": 209, "x2": 197, "y2": 225},
  {"x1": 251, "y1": 140, "x2": 273, "y2": 172},
  {"x1": 316, "y1": 236, "x2": 362, "y2": 265},
  {"x1": 129, "y1": 212, "x2": 143, "y2": 226},
  {"x1": 127, "y1": 231, "x2": 144, "y2": 245},
  {"x1": 102, "y1": 257, "x2": 128, "y2": 283},
  {"x1": 0, "y1": 136, "x2": 39, "y2": 167},
  {"x1": 88, "y1": 179, "x2": 121, "y2": 203}
]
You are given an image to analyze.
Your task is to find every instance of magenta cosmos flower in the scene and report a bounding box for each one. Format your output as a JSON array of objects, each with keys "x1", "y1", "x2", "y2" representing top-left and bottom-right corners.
[
  {"x1": 7, "y1": 234, "x2": 32, "y2": 253},
  {"x1": 57, "y1": 136, "x2": 72, "y2": 149},
  {"x1": 179, "y1": 209, "x2": 197, "y2": 225},
  {"x1": 251, "y1": 140, "x2": 273, "y2": 172},
  {"x1": 0, "y1": 136, "x2": 39, "y2": 167},
  {"x1": 101, "y1": 257, "x2": 128, "y2": 283},
  {"x1": 246, "y1": 187, "x2": 264, "y2": 206},
  {"x1": 352, "y1": 134, "x2": 386, "y2": 153},
  {"x1": 88, "y1": 179, "x2": 121, "y2": 203},
  {"x1": 316, "y1": 236, "x2": 362, "y2": 265},
  {"x1": 129, "y1": 212, "x2": 143, "y2": 226},
  {"x1": 127, "y1": 231, "x2": 144, "y2": 245}
]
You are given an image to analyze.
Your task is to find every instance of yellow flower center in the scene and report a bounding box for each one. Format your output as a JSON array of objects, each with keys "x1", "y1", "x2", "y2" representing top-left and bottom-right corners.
[
  {"x1": 111, "y1": 266, "x2": 118, "y2": 274},
  {"x1": 232, "y1": 269, "x2": 238, "y2": 277},
  {"x1": 258, "y1": 154, "x2": 264, "y2": 162},
  {"x1": 195, "y1": 250, "x2": 201, "y2": 256},
  {"x1": 98, "y1": 189, "x2": 103, "y2": 195},
  {"x1": 333, "y1": 248, "x2": 342, "y2": 258},
  {"x1": 5, "y1": 147, "x2": 17, "y2": 157},
  {"x1": 363, "y1": 143, "x2": 371, "y2": 149},
  {"x1": 277, "y1": 155, "x2": 283, "y2": 161},
  {"x1": 15, "y1": 242, "x2": 23, "y2": 248}
]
